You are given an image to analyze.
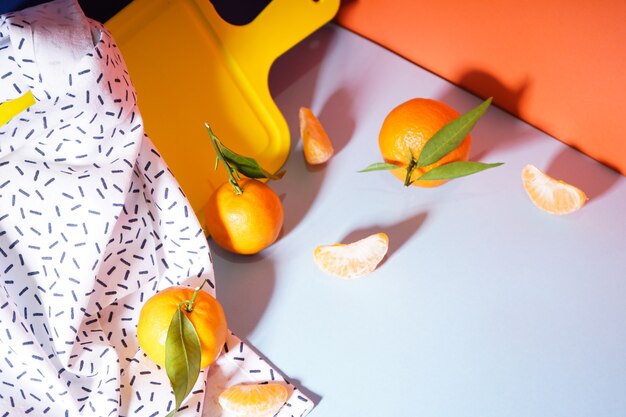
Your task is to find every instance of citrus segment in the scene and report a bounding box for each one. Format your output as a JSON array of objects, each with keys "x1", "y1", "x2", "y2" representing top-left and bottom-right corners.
[
  {"x1": 218, "y1": 382, "x2": 289, "y2": 417},
  {"x1": 299, "y1": 107, "x2": 334, "y2": 165},
  {"x1": 379, "y1": 98, "x2": 471, "y2": 187},
  {"x1": 205, "y1": 178, "x2": 284, "y2": 255},
  {"x1": 521, "y1": 164, "x2": 587, "y2": 215},
  {"x1": 313, "y1": 233, "x2": 389, "y2": 279},
  {"x1": 137, "y1": 286, "x2": 228, "y2": 368}
]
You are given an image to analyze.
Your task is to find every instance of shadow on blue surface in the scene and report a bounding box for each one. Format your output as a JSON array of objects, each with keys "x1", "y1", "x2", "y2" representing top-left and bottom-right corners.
[
  {"x1": 341, "y1": 211, "x2": 429, "y2": 267},
  {"x1": 316, "y1": 86, "x2": 356, "y2": 158},
  {"x1": 208, "y1": 240, "x2": 276, "y2": 335},
  {"x1": 269, "y1": 25, "x2": 340, "y2": 239},
  {"x1": 548, "y1": 147, "x2": 619, "y2": 201}
]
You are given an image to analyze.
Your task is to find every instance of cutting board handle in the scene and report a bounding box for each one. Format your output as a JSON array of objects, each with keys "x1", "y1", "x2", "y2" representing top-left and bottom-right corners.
[
  {"x1": 202, "y1": 0, "x2": 339, "y2": 84},
  {"x1": 242, "y1": 0, "x2": 339, "y2": 62}
]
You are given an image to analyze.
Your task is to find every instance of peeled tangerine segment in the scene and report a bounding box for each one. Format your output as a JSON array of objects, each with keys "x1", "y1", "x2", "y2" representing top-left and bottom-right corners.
[
  {"x1": 314, "y1": 233, "x2": 389, "y2": 279},
  {"x1": 218, "y1": 382, "x2": 289, "y2": 417},
  {"x1": 521, "y1": 164, "x2": 588, "y2": 215},
  {"x1": 299, "y1": 107, "x2": 334, "y2": 165}
]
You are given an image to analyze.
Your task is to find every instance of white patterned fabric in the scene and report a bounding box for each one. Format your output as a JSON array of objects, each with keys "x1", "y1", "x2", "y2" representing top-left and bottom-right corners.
[{"x1": 0, "y1": 1, "x2": 313, "y2": 416}]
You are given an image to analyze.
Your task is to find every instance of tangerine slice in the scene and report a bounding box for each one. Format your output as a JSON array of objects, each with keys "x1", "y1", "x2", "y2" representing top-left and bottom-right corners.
[
  {"x1": 299, "y1": 107, "x2": 334, "y2": 165},
  {"x1": 218, "y1": 382, "x2": 289, "y2": 417},
  {"x1": 313, "y1": 233, "x2": 389, "y2": 279},
  {"x1": 521, "y1": 164, "x2": 587, "y2": 215}
]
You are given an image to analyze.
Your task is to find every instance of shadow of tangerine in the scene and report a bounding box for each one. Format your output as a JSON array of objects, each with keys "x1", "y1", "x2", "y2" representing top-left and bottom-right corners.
[
  {"x1": 340, "y1": 211, "x2": 428, "y2": 269},
  {"x1": 317, "y1": 86, "x2": 357, "y2": 157},
  {"x1": 438, "y1": 69, "x2": 533, "y2": 162},
  {"x1": 269, "y1": 24, "x2": 338, "y2": 100},
  {"x1": 458, "y1": 69, "x2": 529, "y2": 117},
  {"x1": 269, "y1": 25, "x2": 347, "y2": 240},
  {"x1": 547, "y1": 147, "x2": 619, "y2": 202},
  {"x1": 208, "y1": 241, "x2": 276, "y2": 337}
]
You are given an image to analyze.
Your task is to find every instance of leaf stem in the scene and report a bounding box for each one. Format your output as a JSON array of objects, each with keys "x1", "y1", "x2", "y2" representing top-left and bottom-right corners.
[
  {"x1": 181, "y1": 280, "x2": 207, "y2": 313},
  {"x1": 404, "y1": 158, "x2": 417, "y2": 187},
  {"x1": 205, "y1": 123, "x2": 243, "y2": 195}
]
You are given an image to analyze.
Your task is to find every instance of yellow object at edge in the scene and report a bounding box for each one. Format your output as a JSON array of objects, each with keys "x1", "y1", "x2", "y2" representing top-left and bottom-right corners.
[{"x1": 0, "y1": 91, "x2": 36, "y2": 127}]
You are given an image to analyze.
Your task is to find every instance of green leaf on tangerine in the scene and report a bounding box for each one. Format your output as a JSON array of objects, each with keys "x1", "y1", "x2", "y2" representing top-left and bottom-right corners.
[
  {"x1": 165, "y1": 308, "x2": 201, "y2": 417},
  {"x1": 415, "y1": 161, "x2": 503, "y2": 181},
  {"x1": 220, "y1": 143, "x2": 285, "y2": 180},
  {"x1": 416, "y1": 97, "x2": 492, "y2": 168},
  {"x1": 358, "y1": 162, "x2": 400, "y2": 172}
]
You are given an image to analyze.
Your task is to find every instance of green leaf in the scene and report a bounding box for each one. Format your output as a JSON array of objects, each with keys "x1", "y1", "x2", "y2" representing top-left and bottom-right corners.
[
  {"x1": 358, "y1": 162, "x2": 400, "y2": 172},
  {"x1": 205, "y1": 123, "x2": 284, "y2": 194},
  {"x1": 416, "y1": 97, "x2": 492, "y2": 167},
  {"x1": 165, "y1": 308, "x2": 202, "y2": 416},
  {"x1": 415, "y1": 161, "x2": 503, "y2": 181},
  {"x1": 220, "y1": 143, "x2": 285, "y2": 180}
]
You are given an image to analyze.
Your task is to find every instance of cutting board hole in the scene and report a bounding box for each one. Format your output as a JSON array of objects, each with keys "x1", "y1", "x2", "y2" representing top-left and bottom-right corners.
[{"x1": 209, "y1": 0, "x2": 273, "y2": 25}]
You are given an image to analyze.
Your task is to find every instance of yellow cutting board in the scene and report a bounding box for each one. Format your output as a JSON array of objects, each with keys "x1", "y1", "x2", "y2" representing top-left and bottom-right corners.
[
  {"x1": 106, "y1": 0, "x2": 339, "y2": 228},
  {"x1": 0, "y1": 91, "x2": 36, "y2": 127}
]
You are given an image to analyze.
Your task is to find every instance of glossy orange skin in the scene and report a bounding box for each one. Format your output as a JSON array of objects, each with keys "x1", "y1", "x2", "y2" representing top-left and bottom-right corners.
[
  {"x1": 137, "y1": 286, "x2": 228, "y2": 369},
  {"x1": 205, "y1": 178, "x2": 284, "y2": 255},
  {"x1": 379, "y1": 98, "x2": 471, "y2": 187}
]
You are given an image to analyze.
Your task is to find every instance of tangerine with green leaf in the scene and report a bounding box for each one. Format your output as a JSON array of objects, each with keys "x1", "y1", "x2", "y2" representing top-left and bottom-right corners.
[
  {"x1": 379, "y1": 98, "x2": 471, "y2": 187},
  {"x1": 204, "y1": 124, "x2": 284, "y2": 255},
  {"x1": 361, "y1": 97, "x2": 501, "y2": 186},
  {"x1": 137, "y1": 285, "x2": 228, "y2": 369}
]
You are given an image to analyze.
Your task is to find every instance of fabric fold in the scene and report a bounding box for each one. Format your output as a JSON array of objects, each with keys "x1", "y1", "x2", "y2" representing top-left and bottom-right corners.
[{"x1": 0, "y1": 1, "x2": 313, "y2": 416}]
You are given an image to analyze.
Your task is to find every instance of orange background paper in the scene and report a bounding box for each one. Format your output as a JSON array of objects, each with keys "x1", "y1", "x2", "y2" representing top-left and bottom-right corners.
[{"x1": 335, "y1": 0, "x2": 626, "y2": 175}]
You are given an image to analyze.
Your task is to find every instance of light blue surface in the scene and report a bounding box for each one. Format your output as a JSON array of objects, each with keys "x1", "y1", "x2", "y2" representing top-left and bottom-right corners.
[{"x1": 211, "y1": 24, "x2": 626, "y2": 417}]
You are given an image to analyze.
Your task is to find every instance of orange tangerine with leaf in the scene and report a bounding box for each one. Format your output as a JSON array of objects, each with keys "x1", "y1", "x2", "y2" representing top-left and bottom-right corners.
[
  {"x1": 203, "y1": 125, "x2": 285, "y2": 255},
  {"x1": 379, "y1": 98, "x2": 471, "y2": 187},
  {"x1": 137, "y1": 285, "x2": 228, "y2": 369},
  {"x1": 361, "y1": 97, "x2": 502, "y2": 186}
]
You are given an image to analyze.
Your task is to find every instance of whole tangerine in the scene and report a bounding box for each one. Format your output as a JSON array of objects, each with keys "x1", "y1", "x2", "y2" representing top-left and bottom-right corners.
[
  {"x1": 379, "y1": 98, "x2": 471, "y2": 187},
  {"x1": 205, "y1": 178, "x2": 284, "y2": 255},
  {"x1": 137, "y1": 285, "x2": 228, "y2": 369}
]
